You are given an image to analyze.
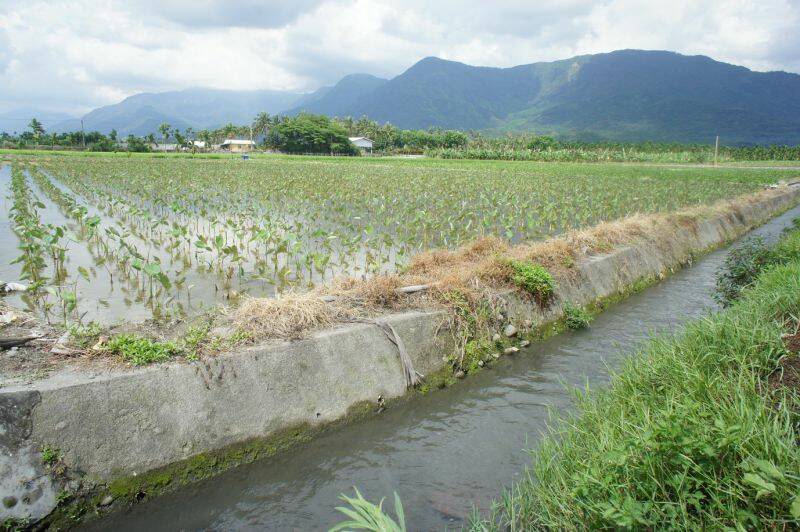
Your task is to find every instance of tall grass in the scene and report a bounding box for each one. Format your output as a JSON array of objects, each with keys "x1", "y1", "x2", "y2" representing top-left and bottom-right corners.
[{"x1": 471, "y1": 243, "x2": 800, "y2": 529}]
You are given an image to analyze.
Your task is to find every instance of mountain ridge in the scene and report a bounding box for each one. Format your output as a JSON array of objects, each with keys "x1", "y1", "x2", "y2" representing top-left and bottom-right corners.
[{"x1": 8, "y1": 49, "x2": 799, "y2": 144}]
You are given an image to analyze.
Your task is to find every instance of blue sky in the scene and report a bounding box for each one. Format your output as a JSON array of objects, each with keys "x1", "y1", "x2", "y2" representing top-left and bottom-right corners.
[{"x1": 1, "y1": 0, "x2": 798, "y2": 115}]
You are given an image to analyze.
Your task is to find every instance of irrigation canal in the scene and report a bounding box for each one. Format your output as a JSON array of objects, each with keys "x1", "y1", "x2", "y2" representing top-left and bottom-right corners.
[{"x1": 84, "y1": 205, "x2": 800, "y2": 531}]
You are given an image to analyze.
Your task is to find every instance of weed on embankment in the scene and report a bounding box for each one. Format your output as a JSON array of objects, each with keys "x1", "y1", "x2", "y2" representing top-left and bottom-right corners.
[{"x1": 471, "y1": 225, "x2": 800, "y2": 529}]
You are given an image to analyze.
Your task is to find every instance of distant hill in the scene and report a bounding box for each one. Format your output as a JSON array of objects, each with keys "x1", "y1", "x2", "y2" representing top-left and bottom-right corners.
[
  {"x1": 52, "y1": 88, "x2": 305, "y2": 136},
  {"x1": 0, "y1": 109, "x2": 76, "y2": 135},
  {"x1": 305, "y1": 50, "x2": 800, "y2": 145},
  {"x1": 11, "y1": 49, "x2": 800, "y2": 144},
  {"x1": 287, "y1": 74, "x2": 388, "y2": 116}
]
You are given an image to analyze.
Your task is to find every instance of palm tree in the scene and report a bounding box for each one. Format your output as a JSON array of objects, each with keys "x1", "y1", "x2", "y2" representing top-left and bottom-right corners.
[
  {"x1": 158, "y1": 122, "x2": 171, "y2": 145},
  {"x1": 28, "y1": 117, "x2": 45, "y2": 137},
  {"x1": 198, "y1": 129, "x2": 212, "y2": 151},
  {"x1": 222, "y1": 123, "x2": 236, "y2": 139},
  {"x1": 252, "y1": 112, "x2": 271, "y2": 140}
]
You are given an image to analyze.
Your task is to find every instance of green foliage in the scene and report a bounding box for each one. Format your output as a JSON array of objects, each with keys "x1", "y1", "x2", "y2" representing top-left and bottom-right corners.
[
  {"x1": 428, "y1": 143, "x2": 800, "y2": 163},
  {"x1": 6, "y1": 155, "x2": 795, "y2": 324},
  {"x1": 68, "y1": 322, "x2": 104, "y2": 348},
  {"x1": 463, "y1": 338, "x2": 492, "y2": 373},
  {"x1": 178, "y1": 324, "x2": 211, "y2": 361},
  {"x1": 41, "y1": 445, "x2": 61, "y2": 466},
  {"x1": 473, "y1": 232, "x2": 800, "y2": 530},
  {"x1": 564, "y1": 304, "x2": 592, "y2": 329},
  {"x1": 331, "y1": 488, "x2": 406, "y2": 532},
  {"x1": 106, "y1": 334, "x2": 179, "y2": 365},
  {"x1": 125, "y1": 135, "x2": 151, "y2": 152},
  {"x1": 714, "y1": 228, "x2": 800, "y2": 307},
  {"x1": 508, "y1": 260, "x2": 554, "y2": 303},
  {"x1": 272, "y1": 113, "x2": 357, "y2": 154},
  {"x1": 714, "y1": 237, "x2": 776, "y2": 306}
]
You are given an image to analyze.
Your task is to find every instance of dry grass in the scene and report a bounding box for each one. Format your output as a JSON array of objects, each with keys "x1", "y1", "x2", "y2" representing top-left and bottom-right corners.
[
  {"x1": 233, "y1": 293, "x2": 355, "y2": 340},
  {"x1": 232, "y1": 187, "x2": 795, "y2": 340}
]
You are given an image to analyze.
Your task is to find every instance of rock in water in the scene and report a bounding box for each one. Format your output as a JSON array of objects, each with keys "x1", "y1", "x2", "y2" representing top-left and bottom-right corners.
[
  {"x1": 503, "y1": 324, "x2": 518, "y2": 337},
  {"x1": 1, "y1": 282, "x2": 28, "y2": 293}
]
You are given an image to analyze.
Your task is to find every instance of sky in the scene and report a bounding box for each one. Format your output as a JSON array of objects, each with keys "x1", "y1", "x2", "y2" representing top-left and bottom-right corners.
[{"x1": 1, "y1": 0, "x2": 799, "y2": 116}]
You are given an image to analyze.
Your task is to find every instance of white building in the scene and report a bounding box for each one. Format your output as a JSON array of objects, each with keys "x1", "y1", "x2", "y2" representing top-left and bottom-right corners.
[
  {"x1": 348, "y1": 137, "x2": 373, "y2": 151},
  {"x1": 151, "y1": 143, "x2": 178, "y2": 152},
  {"x1": 220, "y1": 139, "x2": 256, "y2": 153}
]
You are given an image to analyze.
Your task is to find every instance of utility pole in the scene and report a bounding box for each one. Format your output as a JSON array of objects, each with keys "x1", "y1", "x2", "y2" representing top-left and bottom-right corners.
[
  {"x1": 714, "y1": 135, "x2": 719, "y2": 166},
  {"x1": 81, "y1": 119, "x2": 86, "y2": 150}
]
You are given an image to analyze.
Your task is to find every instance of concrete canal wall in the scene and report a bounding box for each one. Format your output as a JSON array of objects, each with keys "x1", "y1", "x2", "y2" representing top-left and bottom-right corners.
[{"x1": 2, "y1": 185, "x2": 800, "y2": 524}]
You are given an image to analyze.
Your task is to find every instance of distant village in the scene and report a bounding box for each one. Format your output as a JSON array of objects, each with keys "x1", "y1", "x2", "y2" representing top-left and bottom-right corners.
[{"x1": 150, "y1": 136, "x2": 374, "y2": 154}]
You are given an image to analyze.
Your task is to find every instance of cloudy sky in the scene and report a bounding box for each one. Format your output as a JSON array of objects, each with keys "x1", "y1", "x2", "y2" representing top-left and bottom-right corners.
[{"x1": 1, "y1": 0, "x2": 799, "y2": 115}]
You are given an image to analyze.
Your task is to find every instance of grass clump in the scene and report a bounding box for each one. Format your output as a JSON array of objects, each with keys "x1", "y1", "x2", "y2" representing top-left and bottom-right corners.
[
  {"x1": 463, "y1": 338, "x2": 493, "y2": 373},
  {"x1": 67, "y1": 322, "x2": 104, "y2": 349},
  {"x1": 508, "y1": 260, "x2": 555, "y2": 304},
  {"x1": 41, "y1": 445, "x2": 61, "y2": 466},
  {"x1": 106, "y1": 334, "x2": 179, "y2": 366},
  {"x1": 564, "y1": 303, "x2": 592, "y2": 330},
  {"x1": 715, "y1": 220, "x2": 800, "y2": 306},
  {"x1": 473, "y1": 230, "x2": 800, "y2": 530},
  {"x1": 332, "y1": 488, "x2": 406, "y2": 532}
]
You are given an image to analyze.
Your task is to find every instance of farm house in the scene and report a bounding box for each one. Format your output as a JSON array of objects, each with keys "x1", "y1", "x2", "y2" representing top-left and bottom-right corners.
[
  {"x1": 348, "y1": 136, "x2": 373, "y2": 152},
  {"x1": 220, "y1": 139, "x2": 256, "y2": 152}
]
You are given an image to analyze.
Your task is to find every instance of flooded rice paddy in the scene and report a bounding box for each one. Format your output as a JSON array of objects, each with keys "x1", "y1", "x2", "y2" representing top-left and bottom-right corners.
[{"x1": 2, "y1": 156, "x2": 790, "y2": 325}]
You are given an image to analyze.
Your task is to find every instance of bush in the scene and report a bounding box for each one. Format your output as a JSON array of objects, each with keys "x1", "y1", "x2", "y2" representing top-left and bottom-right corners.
[
  {"x1": 106, "y1": 334, "x2": 179, "y2": 365},
  {"x1": 714, "y1": 237, "x2": 775, "y2": 306},
  {"x1": 272, "y1": 113, "x2": 357, "y2": 155},
  {"x1": 564, "y1": 304, "x2": 592, "y2": 329},
  {"x1": 509, "y1": 260, "x2": 555, "y2": 304},
  {"x1": 715, "y1": 223, "x2": 800, "y2": 307}
]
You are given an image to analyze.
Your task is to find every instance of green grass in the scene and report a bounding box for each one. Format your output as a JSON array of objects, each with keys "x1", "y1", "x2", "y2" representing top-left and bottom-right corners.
[
  {"x1": 40, "y1": 445, "x2": 61, "y2": 466},
  {"x1": 331, "y1": 488, "x2": 407, "y2": 532},
  {"x1": 106, "y1": 334, "x2": 179, "y2": 365},
  {"x1": 509, "y1": 261, "x2": 555, "y2": 304},
  {"x1": 564, "y1": 303, "x2": 593, "y2": 329},
  {"x1": 472, "y1": 235, "x2": 800, "y2": 529}
]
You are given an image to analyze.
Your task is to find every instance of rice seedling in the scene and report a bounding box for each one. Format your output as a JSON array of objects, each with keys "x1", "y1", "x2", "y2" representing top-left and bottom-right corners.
[{"x1": 1, "y1": 155, "x2": 795, "y2": 324}]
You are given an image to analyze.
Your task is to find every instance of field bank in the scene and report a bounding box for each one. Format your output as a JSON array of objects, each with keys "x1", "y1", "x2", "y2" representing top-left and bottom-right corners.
[{"x1": 2, "y1": 180, "x2": 799, "y2": 526}]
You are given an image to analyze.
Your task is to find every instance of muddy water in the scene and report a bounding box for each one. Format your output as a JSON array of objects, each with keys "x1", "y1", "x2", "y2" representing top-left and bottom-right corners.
[{"x1": 84, "y1": 205, "x2": 800, "y2": 532}]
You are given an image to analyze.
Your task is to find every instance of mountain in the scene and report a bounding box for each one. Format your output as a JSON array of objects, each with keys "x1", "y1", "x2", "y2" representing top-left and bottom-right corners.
[
  {"x1": 304, "y1": 50, "x2": 800, "y2": 145},
  {"x1": 24, "y1": 50, "x2": 800, "y2": 143},
  {"x1": 287, "y1": 74, "x2": 388, "y2": 116},
  {"x1": 53, "y1": 88, "x2": 305, "y2": 136},
  {"x1": 0, "y1": 109, "x2": 76, "y2": 135}
]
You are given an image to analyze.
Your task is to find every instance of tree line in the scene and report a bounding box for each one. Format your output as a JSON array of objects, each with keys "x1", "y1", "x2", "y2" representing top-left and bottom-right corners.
[
  {"x1": 1, "y1": 114, "x2": 470, "y2": 154},
  {"x1": 3, "y1": 115, "x2": 798, "y2": 161}
]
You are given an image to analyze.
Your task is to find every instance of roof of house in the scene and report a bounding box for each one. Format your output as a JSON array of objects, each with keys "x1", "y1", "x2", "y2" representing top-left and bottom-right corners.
[
  {"x1": 348, "y1": 137, "x2": 372, "y2": 142},
  {"x1": 221, "y1": 139, "x2": 256, "y2": 145}
]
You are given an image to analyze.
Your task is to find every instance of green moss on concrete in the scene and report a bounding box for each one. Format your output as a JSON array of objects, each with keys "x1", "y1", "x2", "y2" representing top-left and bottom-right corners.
[
  {"x1": 40, "y1": 397, "x2": 387, "y2": 529},
  {"x1": 107, "y1": 423, "x2": 317, "y2": 502}
]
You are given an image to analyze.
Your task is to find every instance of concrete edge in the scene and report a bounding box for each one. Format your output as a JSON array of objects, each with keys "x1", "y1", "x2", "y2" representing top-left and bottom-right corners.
[{"x1": 2, "y1": 185, "x2": 799, "y2": 524}]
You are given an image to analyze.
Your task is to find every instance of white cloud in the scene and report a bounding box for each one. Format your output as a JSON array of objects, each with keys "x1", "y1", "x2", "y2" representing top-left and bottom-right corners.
[{"x1": 0, "y1": 0, "x2": 797, "y2": 115}]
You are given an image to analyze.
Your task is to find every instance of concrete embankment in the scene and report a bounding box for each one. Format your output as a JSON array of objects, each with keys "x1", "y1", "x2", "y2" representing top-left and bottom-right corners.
[{"x1": 2, "y1": 185, "x2": 800, "y2": 525}]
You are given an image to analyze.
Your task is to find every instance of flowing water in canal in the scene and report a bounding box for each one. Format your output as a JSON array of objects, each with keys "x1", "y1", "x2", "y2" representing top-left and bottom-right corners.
[{"x1": 85, "y1": 205, "x2": 800, "y2": 532}]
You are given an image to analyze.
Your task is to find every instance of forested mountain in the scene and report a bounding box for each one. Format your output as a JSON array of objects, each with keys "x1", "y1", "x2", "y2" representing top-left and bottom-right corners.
[
  {"x1": 306, "y1": 50, "x2": 800, "y2": 144},
  {"x1": 16, "y1": 50, "x2": 799, "y2": 144}
]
